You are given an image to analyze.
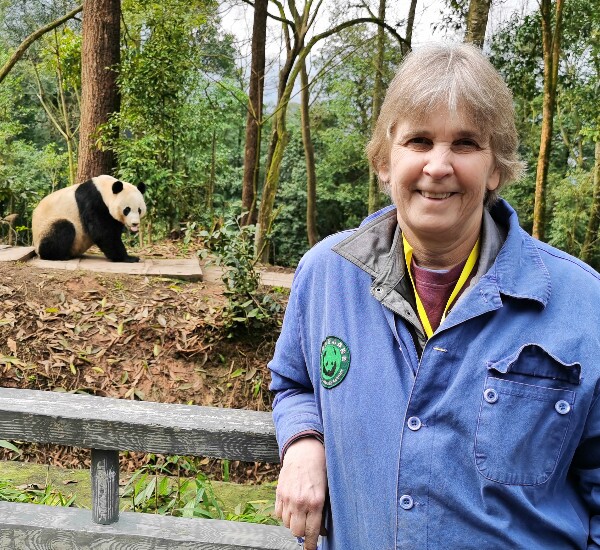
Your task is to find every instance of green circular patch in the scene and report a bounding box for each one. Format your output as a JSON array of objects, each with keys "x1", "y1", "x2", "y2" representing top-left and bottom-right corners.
[{"x1": 320, "y1": 336, "x2": 351, "y2": 389}]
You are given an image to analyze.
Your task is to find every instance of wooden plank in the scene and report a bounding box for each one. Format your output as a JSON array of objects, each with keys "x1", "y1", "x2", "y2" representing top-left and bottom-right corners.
[
  {"x1": 0, "y1": 502, "x2": 298, "y2": 549},
  {"x1": 0, "y1": 246, "x2": 35, "y2": 262},
  {"x1": 27, "y1": 256, "x2": 203, "y2": 281},
  {"x1": 0, "y1": 388, "x2": 280, "y2": 463}
]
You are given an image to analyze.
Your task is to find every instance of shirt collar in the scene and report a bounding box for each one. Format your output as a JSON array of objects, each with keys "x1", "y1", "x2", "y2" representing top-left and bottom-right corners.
[{"x1": 332, "y1": 199, "x2": 550, "y2": 308}]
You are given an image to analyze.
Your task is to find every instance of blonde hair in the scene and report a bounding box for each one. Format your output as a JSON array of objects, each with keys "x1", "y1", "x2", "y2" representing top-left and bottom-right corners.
[{"x1": 366, "y1": 42, "x2": 524, "y2": 204}]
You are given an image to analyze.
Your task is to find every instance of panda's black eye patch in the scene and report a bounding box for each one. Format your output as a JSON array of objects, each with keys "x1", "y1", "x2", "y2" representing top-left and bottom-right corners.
[
  {"x1": 138, "y1": 208, "x2": 141, "y2": 214},
  {"x1": 123, "y1": 207, "x2": 131, "y2": 216}
]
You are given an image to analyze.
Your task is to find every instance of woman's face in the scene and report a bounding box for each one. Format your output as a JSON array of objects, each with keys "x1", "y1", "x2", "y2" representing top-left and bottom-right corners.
[{"x1": 378, "y1": 105, "x2": 499, "y2": 253}]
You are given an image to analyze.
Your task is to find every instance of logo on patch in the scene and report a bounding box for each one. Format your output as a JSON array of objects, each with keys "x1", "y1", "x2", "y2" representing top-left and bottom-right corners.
[{"x1": 320, "y1": 336, "x2": 351, "y2": 389}]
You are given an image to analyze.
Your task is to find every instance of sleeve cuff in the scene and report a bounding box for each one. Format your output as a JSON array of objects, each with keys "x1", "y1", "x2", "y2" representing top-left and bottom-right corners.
[{"x1": 281, "y1": 430, "x2": 324, "y2": 460}]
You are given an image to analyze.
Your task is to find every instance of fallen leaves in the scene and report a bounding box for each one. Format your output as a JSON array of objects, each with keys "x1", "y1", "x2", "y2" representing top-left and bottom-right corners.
[{"x1": 0, "y1": 261, "x2": 281, "y2": 482}]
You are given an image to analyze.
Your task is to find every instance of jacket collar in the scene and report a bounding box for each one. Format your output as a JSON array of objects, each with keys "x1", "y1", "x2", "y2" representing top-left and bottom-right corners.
[{"x1": 332, "y1": 199, "x2": 550, "y2": 308}]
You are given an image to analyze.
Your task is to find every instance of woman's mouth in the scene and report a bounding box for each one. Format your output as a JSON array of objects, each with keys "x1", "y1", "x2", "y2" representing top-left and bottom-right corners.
[{"x1": 419, "y1": 191, "x2": 453, "y2": 199}]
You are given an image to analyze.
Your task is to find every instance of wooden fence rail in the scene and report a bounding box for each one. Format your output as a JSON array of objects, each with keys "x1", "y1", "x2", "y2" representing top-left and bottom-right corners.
[{"x1": 0, "y1": 388, "x2": 297, "y2": 550}]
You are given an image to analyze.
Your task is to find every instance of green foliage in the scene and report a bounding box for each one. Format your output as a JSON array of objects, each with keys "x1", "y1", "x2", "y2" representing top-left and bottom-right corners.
[
  {"x1": 103, "y1": 0, "x2": 245, "y2": 238},
  {"x1": 0, "y1": 478, "x2": 76, "y2": 507},
  {"x1": 547, "y1": 169, "x2": 593, "y2": 259},
  {"x1": 121, "y1": 454, "x2": 278, "y2": 524},
  {"x1": 122, "y1": 456, "x2": 224, "y2": 518},
  {"x1": 0, "y1": 440, "x2": 20, "y2": 454},
  {"x1": 490, "y1": 0, "x2": 599, "y2": 259},
  {"x1": 266, "y1": 24, "x2": 400, "y2": 266},
  {"x1": 200, "y1": 218, "x2": 283, "y2": 337},
  {"x1": 226, "y1": 501, "x2": 278, "y2": 525}
]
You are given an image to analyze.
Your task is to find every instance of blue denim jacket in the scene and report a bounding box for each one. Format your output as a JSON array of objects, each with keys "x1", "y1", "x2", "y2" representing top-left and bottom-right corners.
[{"x1": 269, "y1": 200, "x2": 600, "y2": 549}]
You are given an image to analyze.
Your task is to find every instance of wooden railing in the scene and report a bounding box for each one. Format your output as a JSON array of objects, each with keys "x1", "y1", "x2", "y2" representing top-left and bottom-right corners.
[{"x1": 0, "y1": 388, "x2": 297, "y2": 549}]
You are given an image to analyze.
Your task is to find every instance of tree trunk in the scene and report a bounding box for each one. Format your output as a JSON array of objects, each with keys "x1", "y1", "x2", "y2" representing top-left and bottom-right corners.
[
  {"x1": 300, "y1": 61, "x2": 318, "y2": 247},
  {"x1": 532, "y1": 0, "x2": 564, "y2": 241},
  {"x1": 77, "y1": 0, "x2": 121, "y2": 182},
  {"x1": 241, "y1": 0, "x2": 268, "y2": 226},
  {"x1": 581, "y1": 141, "x2": 600, "y2": 265},
  {"x1": 465, "y1": 0, "x2": 492, "y2": 47},
  {"x1": 207, "y1": 129, "x2": 216, "y2": 216},
  {"x1": 405, "y1": 0, "x2": 418, "y2": 50},
  {"x1": 368, "y1": 0, "x2": 386, "y2": 214}
]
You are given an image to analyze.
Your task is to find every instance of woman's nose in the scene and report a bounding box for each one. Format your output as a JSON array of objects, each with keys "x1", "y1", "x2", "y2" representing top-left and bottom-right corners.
[{"x1": 423, "y1": 146, "x2": 453, "y2": 180}]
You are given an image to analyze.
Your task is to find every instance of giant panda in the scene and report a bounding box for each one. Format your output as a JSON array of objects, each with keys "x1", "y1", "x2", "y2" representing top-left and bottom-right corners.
[{"x1": 32, "y1": 174, "x2": 147, "y2": 263}]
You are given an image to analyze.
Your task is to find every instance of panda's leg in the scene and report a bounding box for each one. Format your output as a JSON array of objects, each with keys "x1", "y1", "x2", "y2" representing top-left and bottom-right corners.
[
  {"x1": 38, "y1": 220, "x2": 76, "y2": 261},
  {"x1": 93, "y1": 227, "x2": 140, "y2": 263}
]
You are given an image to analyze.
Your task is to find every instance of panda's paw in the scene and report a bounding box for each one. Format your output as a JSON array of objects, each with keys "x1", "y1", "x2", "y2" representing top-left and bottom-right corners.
[{"x1": 124, "y1": 255, "x2": 141, "y2": 263}]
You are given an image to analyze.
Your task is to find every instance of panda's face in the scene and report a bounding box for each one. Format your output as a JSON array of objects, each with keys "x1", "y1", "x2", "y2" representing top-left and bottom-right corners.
[{"x1": 109, "y1": 181, "x2": 147, "y2": 232}]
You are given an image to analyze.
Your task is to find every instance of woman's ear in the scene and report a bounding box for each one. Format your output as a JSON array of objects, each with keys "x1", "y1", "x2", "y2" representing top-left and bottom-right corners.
[
  {"x1": 486, "y1": 166, "x2": 500, "y2": 191},
  {"x1": 377, "y1": 163, "x2": 390, "y2": 185}
]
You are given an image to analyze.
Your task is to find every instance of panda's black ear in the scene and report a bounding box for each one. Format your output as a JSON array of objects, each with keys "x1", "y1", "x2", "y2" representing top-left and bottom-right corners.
[
  {"x1": 112, "y1": 180, "x2": 124, "y2": 194},
  {"x1": 137, "y1": 182, "x2": 146, "y2": 194}
]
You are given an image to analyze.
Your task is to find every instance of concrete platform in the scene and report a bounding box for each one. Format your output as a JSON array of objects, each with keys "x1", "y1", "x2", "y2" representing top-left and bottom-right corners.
[
  {"x1": 0, "y1": 246, "x2": 36, "y2": 262},
  {"x1": 28, "y1": 255, "x2": 203, "y2": 281},
  {"x1": 0, "y1": 247, "x2": 295, "y2": 287}
]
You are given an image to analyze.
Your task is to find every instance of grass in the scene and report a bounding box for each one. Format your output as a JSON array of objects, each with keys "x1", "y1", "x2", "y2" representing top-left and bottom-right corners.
[{"x1": 0, "y1": 457, "x2": 277, "y2": 525}]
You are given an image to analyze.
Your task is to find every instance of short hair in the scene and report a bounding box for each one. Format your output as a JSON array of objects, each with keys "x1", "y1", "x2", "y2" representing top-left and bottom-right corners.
[{"x1": 366, "y1": 42, "x2": 524, "y2": 204}]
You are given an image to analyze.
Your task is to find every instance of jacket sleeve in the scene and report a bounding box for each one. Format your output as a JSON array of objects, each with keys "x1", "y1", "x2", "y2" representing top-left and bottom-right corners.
[
  {"x1": 572, "y1": 394, "x2": 600, "y2": 549},
  {"x1": 269, "y1": 268, "x2": 323, "y2": 458}
]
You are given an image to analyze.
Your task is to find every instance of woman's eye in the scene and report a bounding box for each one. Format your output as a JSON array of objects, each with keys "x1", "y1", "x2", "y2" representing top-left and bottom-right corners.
[
  {"x1": 453, "y1": 139, "x2": 480, "y2": 151},
  {"x1": 406, "y1": 137, "x2": 431, "y2": 149}
]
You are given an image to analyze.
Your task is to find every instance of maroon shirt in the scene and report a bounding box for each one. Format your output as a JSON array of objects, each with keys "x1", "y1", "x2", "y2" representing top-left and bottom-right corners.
[{"x1": 411, "y1": 258, "x2": 475, "y2": 334}]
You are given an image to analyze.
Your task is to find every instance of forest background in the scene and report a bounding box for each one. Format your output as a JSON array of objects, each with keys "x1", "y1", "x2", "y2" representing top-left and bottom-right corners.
[{"x1": 0, "y1": 0, "x2": 599, "y2": 270}]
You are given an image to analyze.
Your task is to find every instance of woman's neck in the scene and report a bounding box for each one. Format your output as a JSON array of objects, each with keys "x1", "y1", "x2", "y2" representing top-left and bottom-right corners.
[{"x1": 402, "y1": 225, "x2": 482, "y2": 270}]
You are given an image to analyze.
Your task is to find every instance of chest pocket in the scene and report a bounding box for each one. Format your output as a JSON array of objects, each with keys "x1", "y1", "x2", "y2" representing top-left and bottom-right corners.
[{"x1": 475, "y1": 344, "x2": 580, "y2": 486}]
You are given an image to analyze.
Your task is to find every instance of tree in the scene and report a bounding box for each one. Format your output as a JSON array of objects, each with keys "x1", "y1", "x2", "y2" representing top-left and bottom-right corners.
[
  {"x1": 532, "y1": 0, "x2": 565, "y2": 240},
  {"x1": 31, "y1": 28, "x2": 81, "y2": 185},
  {"x1": 464, "y1": 0, "x2": 492, "y2": 46},
  {"x1": 367, "y1": 0, "x2": 387, "y2": 214},
  {"x1": 76, "y1": 0, "x2": 121, "y2": 182},
  {"x1": 241, "y1": 0, "x2": 268, "y2": 226},
  {"x1": 300, "y1": 59, "x2": 318, "y2": 247},
  {"x1": 254, "y1": 0, "x2": 408, "y2": 262},
  {"x1": 581, "y1": 141, "x2": 600, "y2": 265}
]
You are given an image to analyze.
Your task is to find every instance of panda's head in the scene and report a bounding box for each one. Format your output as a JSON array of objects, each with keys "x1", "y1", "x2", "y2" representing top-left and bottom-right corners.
[{"x1": 108, "y1": 179, "x2": 147, "y2": 232}]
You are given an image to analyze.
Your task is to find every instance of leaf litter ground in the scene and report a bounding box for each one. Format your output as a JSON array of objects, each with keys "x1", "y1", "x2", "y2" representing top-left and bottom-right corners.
[{"x1": 0, "y1": 251, "x2": 286, "y2": 484}]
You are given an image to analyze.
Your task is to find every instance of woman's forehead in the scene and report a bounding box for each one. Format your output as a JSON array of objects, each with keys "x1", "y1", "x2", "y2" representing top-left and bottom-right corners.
[{"x1": 391, "y1": 104, "x2": 486, "y2": 139}]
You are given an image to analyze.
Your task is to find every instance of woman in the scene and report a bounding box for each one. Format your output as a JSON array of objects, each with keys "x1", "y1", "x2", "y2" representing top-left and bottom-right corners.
[{"x1": 270, "y1": 43, "x2": 600, "y2": 550}]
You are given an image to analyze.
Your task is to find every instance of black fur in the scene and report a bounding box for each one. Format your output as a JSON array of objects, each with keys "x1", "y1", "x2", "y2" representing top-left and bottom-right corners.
[
  {"x1": 38, "y1": 219, "x2": 76, "y2": 261},
  {"x1": 75, "y1": 179, "x2": 139, "y2": 262}
]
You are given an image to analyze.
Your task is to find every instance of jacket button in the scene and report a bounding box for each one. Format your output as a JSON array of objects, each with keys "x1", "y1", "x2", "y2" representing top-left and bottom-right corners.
[
  {"x1": 407, "y1": 416, "x2": 422, "y2": 431},
  {"x1": 555, "y1": 400, "x2": 571, "y2": 415},
  {"x1": 483, "y1": 388, "x2": 499, "y2": 404},
  {"x1": 399, "y1": 495, "x2": 414, "y2": 510}
]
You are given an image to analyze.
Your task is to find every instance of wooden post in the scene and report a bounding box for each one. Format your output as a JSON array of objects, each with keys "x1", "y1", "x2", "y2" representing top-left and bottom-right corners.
[{"x1": 91, "y1": 448, "x2": 120, "y2": 525}]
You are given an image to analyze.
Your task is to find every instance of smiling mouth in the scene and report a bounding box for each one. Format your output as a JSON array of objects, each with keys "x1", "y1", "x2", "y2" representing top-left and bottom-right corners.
[{"x1": 419, "y1": 191, "x2": 454, "y2": 199}]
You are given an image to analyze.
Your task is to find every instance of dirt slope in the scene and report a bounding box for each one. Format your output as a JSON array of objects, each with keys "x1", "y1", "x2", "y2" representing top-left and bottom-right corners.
[{"x1": 0, "y1": 258, "x2": 284, "y2": 482}]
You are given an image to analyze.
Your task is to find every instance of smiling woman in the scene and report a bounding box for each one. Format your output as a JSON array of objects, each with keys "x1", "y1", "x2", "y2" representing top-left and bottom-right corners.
[{"x1": 269, "y1": 42, "x2": 600, "y2": 550}]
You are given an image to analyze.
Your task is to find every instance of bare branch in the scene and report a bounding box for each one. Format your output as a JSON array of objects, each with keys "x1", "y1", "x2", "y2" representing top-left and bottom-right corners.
[
  {"x1": 307, "y1": 0, "x2": 325, "y2": 30},
  {"x1": 240, "y1": 0, "x2": 294, "y2": 28}
]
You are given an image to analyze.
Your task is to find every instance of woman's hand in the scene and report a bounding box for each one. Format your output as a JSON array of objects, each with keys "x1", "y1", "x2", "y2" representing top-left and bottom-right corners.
[{"x1": 275, "y1": 437, "x2": 327, "y2": 550}]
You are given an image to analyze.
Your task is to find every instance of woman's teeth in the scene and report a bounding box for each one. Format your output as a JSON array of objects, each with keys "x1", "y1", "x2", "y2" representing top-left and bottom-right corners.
[{"x1": 420, "y1": 191, "x2": 452, "y2": 199}]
